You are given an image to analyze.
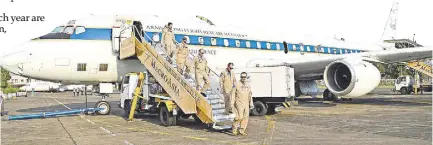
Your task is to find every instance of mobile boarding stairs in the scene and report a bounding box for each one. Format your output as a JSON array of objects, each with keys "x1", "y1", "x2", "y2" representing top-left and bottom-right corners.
[{"x1": 118, "y1": 25, "x2": 235, "y2": 130}]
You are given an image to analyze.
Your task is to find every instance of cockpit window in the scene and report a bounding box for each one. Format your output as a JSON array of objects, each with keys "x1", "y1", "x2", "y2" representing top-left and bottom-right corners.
[
  {"x1": 51, "y1": 26, "x2": 64, "y2": 33},
  {"x1": 396, "y1": 77, "x2": 406, "y2": 84},
  {"x1": 38, "y1": 26, "x2": 111, "y2": 40},
  {"x1": 75, "y1": 26, "x2": 85, "y2": 34},
  {"x1": 64, "y1": 26, "x2": 75, "y2": 34}
]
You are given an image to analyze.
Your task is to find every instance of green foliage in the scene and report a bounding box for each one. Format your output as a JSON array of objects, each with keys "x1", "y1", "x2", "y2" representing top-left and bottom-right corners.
[
  {"x1": 3, "y1": 86, "x2": 19, "y2": 94},
  {"x1": 374, "y1": 63, "x2": 413, "y2": 79},
  {"x1": 1, "y1": 67, "x2": 11, "y2": 89},
  {"x1": 374, "y1": 63, "x2": 387, "y2": 73}
]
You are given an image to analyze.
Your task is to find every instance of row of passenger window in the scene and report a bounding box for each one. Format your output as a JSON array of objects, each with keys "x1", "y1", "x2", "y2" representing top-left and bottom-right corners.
[
  {"x1": 146, "y1": 32, "x2": 362, "y2": 54},
  {"x1": 44, "y1": 26, "x2": 362, "y2": 54},
  {"x1": 76, "y1": 63, "x2": 108, "y2": 72}
]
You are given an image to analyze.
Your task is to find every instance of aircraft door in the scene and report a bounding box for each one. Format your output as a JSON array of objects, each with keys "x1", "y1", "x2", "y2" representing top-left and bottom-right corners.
[{"x1": 112, "y1": 19, "x2": 133, "y2": 53}]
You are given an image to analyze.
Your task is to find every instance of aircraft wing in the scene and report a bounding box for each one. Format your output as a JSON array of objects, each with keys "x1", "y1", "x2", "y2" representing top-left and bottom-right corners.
[{"x1": 282, "y1": 47, "x2": 433, "y2": 80}]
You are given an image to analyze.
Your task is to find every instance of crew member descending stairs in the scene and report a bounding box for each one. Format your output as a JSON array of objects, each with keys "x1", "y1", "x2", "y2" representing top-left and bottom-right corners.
[{"x1": 119, "y1": 24, "x2": 235, "y2": 129}]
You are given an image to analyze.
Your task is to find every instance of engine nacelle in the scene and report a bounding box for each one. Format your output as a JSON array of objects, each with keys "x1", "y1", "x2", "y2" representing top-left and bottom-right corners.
[{"x1": 324, "y1": 59, "x2": 381, "y2": 97}]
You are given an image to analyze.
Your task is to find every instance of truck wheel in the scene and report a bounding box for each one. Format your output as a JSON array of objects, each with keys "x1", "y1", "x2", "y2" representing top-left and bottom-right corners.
[
  {"x1": 159, "y1": 105, "x2": 177, "y2": 126},
  {"x1": 267, "y1": 104, "x2": 277, "y2": 114},
  {"x1": 251, "y1": 101, "x2": 267, "y2": 116},
  {"x1": 400, "y1": 88, "x2": 408, "y2": 95},
  {"x1": 95, "y1": 101, "x2": 111, "y2": 115},
  {"x1": 295, "y1": 82, "x2": 301, "y2": 97}
]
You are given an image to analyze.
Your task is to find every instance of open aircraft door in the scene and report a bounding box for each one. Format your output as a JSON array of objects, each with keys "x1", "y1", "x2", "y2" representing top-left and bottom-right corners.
[{"x1": 112, "y1": 18, "x2": 133, "y2": 53}]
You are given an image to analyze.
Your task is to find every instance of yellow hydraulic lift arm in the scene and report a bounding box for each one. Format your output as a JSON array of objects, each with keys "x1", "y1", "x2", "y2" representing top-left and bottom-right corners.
[{"x1": 128, "y1": 72, "x2": 144, "y2": 121}]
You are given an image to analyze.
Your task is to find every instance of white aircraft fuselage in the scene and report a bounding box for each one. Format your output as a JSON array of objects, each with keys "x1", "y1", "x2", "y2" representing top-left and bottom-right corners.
[
  {"x1": 0, "y1": 13, "x2": 388, "y2": 86},
  {"x1": 6, "y1": 3, "x2": 431, "y2": 99}
]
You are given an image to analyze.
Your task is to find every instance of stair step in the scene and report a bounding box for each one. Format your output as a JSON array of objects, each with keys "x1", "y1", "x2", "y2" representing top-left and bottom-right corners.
[
  {"x1": 212, "y1": 109, "x2": 225, "y2": 114},
  {"x1": 205, "y1": 90, "x2": 215, "y2": 95},
  {"x1": 211, "y1": 104, "x2": 225, "y2": 110},
  {"x1": 208, "y1": 98, "x2": 224, "y2": 104},
  {"x1": 214, "y1": 114, "x2": 235, "y2": 122},
  {"x1": 212, "y1": 123, "x2": 232, "y2": 130},
  {"x1": 185, "y1": 79, "x2": 195, "y2": 84},
  {"x1": 206, "y1": 95, "x2": 220, "y2": 101}
]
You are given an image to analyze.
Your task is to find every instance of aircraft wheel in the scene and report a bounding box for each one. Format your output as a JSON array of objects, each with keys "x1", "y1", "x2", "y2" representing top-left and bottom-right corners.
[
  {"x1": 251, "y1": 101, "x2": 267, "y2": 116},
  {"x1": 323, "y1": 89, "x2": 337, "y2": 101},
  {"x1": 95, "y1": 101, "x2": 111, "y2": 115}
]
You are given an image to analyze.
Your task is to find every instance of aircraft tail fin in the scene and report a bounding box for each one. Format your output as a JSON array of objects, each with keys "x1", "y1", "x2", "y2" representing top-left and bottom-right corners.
[{"x1": 380, "y1": 1, "x2": 399, "y2": 42}]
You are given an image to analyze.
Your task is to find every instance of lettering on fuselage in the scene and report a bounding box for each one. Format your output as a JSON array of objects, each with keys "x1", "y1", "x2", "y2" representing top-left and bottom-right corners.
[
  {"x1": 146, "y1": 25, "x2": 248, "y2": 38},
  {"x1": 189, "y1": 49, "x2": 216, "y2": 55}
]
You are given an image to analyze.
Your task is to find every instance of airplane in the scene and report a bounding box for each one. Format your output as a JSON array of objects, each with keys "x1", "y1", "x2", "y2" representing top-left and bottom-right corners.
[{"x1": 1, "y1": 1, "x2": 431, "y2": 101}]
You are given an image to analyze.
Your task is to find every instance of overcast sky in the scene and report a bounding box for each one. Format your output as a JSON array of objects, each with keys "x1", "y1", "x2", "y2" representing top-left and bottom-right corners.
[{"x1": 0, "y1": 0, "x2": 431, "y2": 55}]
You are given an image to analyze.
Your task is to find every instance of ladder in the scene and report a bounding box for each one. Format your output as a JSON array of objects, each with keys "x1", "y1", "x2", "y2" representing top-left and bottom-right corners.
[{"x1": 119, "y1": 25, "x2": 234, "y2": 129}]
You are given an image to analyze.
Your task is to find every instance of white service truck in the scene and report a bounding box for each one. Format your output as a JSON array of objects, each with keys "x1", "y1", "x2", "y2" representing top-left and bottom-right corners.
[
  {"x1": 117, "y1": 65, "x2": 296, "y2": 119},
  {"x1": 225, "y1": 65, "x2": 296, "y2": 116},
  {"x1": 393, "y1": 75, "x2": 432, "y2": 94}
]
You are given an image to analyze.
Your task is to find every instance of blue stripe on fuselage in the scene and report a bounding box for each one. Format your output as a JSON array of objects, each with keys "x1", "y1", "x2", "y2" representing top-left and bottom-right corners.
[{"x1": 64, "y1": 27, "x2": 363, "y2": 54}]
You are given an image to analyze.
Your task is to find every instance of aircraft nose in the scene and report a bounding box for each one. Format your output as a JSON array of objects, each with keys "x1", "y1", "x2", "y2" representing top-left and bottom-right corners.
[{"x1": 1, "y1": 49, "x2": 28, "y2": 74}]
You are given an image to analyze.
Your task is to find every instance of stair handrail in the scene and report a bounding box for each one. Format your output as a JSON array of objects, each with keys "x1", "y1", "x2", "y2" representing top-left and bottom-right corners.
[
  {"x1": 139, "y1": 28, "x2": 225, "y2": 100},
  {"x1": 120, "y1": 25, "x2": 226, "y2": 105}
]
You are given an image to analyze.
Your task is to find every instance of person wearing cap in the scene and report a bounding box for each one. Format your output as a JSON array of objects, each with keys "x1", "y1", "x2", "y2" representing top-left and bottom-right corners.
[
  {"x1": 232, "y1": 72, "x2": 253, "y2": 136},
  {"x1": 219, "y1": 62, "x2": 236, "y2": 115},
  {"x1": 161, "y1": 22, "x2": 177, "y2": 62},
  {"x1": 194, "y1": 49, "x2": 210, "y2": 93},
  {"x1": 176, "y1": 37, "x2": 191, "y2": 77}
]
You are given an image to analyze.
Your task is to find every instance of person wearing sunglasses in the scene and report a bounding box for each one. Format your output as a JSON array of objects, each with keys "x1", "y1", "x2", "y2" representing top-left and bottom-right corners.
[
  {"x1": 176, "y1": 37, "x2": 191, "y2": 77},
  {"x1": 193, "y1": 49, "x2": 210, "y2": 94},
  {"x1": 232, "y1": 72, "x2": 253, "y2": 136},
  {"x1": 219, "y1": 62, "x2": 236, "y2": 115}
]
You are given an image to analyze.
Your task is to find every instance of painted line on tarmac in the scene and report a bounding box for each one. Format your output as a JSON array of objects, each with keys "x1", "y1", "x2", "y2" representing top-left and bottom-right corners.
[
  {"x1": 86, "y1": 119, "x2": 96, "y2": 125},
  {"x1": 49, "y1": 95, "x2": 134, "y2": 145},
  {"x1": 100, "y1": 126, "x2": 117, "y2": 136},
  {"x1": 124, "y1": 140, "x2": 134, "y2": 145},
  {"x1": 49, "y1": 96, "x2": 72, "y2": 110},
  {"x1": 262, "y1": 115, "x2": 276, "y2": 145}
]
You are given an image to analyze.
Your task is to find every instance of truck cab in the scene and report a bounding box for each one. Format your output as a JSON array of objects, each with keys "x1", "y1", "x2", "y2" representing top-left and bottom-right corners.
[{"x1": 394, "y1": 75, "x2": 414, "y2": 95}]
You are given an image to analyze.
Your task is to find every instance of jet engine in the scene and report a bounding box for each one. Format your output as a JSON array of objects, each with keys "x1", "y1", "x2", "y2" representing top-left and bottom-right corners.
[{"x1": 323, "y1": 59, "x2": 381, "y2": 97}]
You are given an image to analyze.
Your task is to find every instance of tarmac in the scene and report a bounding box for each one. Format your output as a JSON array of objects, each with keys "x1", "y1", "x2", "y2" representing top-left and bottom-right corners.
[{"x1": 1, "y1": 89, "x2": 431, "y2": 145}]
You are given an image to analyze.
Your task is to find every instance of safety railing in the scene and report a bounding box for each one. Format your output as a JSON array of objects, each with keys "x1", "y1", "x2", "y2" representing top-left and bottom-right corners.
[
  {"x1": 120, "y1": 25, "x2": 232, "y2": 123},
  {"x1": 140, "y1": 29, "x2": 224, "y2": 101}
]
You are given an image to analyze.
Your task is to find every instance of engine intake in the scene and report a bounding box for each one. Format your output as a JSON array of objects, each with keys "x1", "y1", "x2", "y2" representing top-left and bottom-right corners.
[{"x1": 324, "y1": 60, "x2": 381, "y2": 97}]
